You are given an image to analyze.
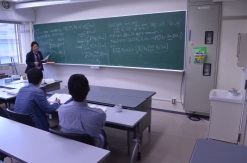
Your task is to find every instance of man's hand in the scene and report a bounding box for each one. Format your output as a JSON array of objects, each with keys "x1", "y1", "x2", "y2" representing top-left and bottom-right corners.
[{"x1": 55, "y1": 98, "x2": 61, "y2": 105}]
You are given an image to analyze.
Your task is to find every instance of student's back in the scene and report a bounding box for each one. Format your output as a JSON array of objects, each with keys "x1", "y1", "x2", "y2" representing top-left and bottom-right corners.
[
  {"x1": 58, "y1": 101, "x2": 106, "y2": 147},
  {"x1": 14, "y1": 68, "x2": 60, "y2": 131},
  {"x1": 14, "y1": 84, "x2": 56, "y2": 131},
  {"x1": 57, "y1": 74, "x2": 107, "y2": 148}
]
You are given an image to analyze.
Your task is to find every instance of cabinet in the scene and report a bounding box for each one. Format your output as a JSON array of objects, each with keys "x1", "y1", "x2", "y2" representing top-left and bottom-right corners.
[{"x1": 209, "y1": 89, "x2": 244, "y2": 143}]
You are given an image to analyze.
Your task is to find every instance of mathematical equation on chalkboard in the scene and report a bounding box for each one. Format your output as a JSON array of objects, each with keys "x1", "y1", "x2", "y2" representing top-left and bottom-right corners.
[{"x1": 34, "y1": 11, "x2": 185, "y2": 70}]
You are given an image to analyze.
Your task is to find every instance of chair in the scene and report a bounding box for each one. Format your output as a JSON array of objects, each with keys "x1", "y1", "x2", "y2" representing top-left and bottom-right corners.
[
  {"x1": 6, "y1": 109, "x2": 35, "y2": 127},
  {"x1": 0, "y1": 153, "x2": 7, "y2": 162},
  {"x1": 49, "y1": 128, "x2": 95, "y2": 146},
  {"x1": 0, "y1": 107, "x2": 9, "y2": 119}
]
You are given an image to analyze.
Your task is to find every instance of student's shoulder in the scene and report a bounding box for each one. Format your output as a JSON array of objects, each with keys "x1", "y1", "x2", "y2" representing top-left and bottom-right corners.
[
  {"x1": 57, "y1": 103, "x2": 73, "y2": 112},
  {"x1": 19, "y1": 85, "x2": 37, "y2": 92},
  {"x1": 88, "y1": 106, "x2": 105, "y2": 114},
  {"x1": 32, "y1": 86, "x2": 43, "y2": 93},
  {"x1": 27, "y1": 86, "x2": 45, "y2": 98},
  {"x1": 92, "y1": 108, "x2": 106, "y2": 118}
]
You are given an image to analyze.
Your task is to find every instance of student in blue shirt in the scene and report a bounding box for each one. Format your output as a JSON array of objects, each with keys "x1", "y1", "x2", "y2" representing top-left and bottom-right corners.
[
  {"x1": 58, "y1": 74, "x2": 107, "y2": 148},
  {"x1": 14, "y1": 68, "x2": 60, "y2": 131}
]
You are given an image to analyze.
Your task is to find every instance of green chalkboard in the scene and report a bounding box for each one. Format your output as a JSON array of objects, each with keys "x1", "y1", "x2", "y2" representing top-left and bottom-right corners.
[{"x1": 34, "y1": 11, "x2": 185, "y2": 70}]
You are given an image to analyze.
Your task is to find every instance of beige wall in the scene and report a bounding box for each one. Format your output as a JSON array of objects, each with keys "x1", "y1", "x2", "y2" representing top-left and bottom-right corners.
[
  {"x1": 0, "y1": 2, "x2": 35, "y2": 22},
  {"x1": 217, "y1": 1, "x2": 247, "y2": 90}
]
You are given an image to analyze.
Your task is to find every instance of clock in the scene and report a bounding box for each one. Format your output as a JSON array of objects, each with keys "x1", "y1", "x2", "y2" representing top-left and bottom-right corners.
[{"x1": 2, "y1": 1, "x2": 10, "y2": 9}]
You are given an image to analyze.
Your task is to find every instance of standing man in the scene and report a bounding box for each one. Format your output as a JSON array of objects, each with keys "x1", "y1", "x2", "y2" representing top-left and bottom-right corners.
[{"x1": 25, "y1": 41, "x2": 47, "y2": 73}]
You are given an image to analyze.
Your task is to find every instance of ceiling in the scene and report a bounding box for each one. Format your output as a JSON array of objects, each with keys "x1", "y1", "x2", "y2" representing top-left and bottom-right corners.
[{"x1": 1, "y1": 0, "x2": 244, "y2": 9}]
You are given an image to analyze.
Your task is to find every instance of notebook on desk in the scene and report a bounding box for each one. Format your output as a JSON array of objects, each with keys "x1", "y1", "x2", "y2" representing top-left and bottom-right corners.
[{"x1": 47, "y1": 93, "x2": 72, "y2": 104}]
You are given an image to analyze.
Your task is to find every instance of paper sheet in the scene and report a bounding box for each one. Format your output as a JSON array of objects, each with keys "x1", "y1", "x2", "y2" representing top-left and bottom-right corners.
[
  {"x1": 88, "y1": 103, "x2": 108, "y2": 112},
  {"x1": 47, "y1": 93, "x2": 72, "y2": 104},
  {"x1": 41, "y1": 54, "x2": 50, "y2": 61},
  {"x1": 5, "y1": 88, "x2": 20, "y2": 95},
  {"x1": 43, "y1": 78, "x2": 55, "y2": 84}
]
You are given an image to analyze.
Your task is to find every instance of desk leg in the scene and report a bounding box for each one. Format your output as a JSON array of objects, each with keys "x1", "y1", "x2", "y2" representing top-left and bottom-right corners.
[
  {"x1": 130, "y1": 138, "x2": 141, "y2": 163},
  {"x1": 127, "y1": 131, "x2": 131, "y2": 156},
  {"x1": 130, "y1": 123, "x2": 141, "y2": 163}
]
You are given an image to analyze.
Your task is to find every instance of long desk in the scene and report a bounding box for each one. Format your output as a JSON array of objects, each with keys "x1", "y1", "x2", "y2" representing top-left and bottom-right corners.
[
  {"x1": 0, "y1": 117, "x2": 110, "y2": 163},
  {"x1": 0, "y1": 79, "x2": 61, "y2": 106},
  {"x1": 48, "y1": 86, "x2": 155, "y2": 161},
  {"x1": 0, "y1": 79, "x2": 61, "y2": 94},
  {"x1": 190, "y1": 139, "x2": 247, "y2": 163},
  {"x1": 48, "y1": 86, "x2": 155, "y2": 133}
]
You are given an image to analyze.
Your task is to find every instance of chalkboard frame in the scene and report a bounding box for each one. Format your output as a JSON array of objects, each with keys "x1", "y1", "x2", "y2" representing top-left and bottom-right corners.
[{"x1": 35, "y1": 11, "x2": 186, "y2": 71}]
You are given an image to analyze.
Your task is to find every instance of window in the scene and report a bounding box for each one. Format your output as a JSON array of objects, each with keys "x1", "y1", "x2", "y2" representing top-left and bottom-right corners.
[{"x1": 0, "y1": 23, "x2": 20, "y2": 64}]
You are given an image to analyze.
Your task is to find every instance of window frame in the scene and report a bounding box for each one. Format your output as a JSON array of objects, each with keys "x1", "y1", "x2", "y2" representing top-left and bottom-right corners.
[{"x1": 0, "y1": 21, "x2": 22, "y2": 64}]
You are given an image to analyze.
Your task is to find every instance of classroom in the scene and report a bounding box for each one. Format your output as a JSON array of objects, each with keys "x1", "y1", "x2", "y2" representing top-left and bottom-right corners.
[{"x1": 0, "y1": 0, "x2": 247, "y2": 162}]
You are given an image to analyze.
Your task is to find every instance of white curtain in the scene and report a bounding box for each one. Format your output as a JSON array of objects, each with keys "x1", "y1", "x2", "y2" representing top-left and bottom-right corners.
[{"x1": 18, "y1": 22, "x2": 33, "y2": 63}]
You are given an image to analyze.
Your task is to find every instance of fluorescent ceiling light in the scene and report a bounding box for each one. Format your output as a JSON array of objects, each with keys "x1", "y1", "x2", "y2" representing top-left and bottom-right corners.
[{"x1": 15, "y1": 0, "x2": 100, "y2": 9}]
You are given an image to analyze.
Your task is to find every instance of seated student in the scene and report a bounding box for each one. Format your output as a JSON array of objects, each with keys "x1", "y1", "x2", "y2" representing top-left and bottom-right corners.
[
  {"x1": 14, "y1": 68, "x2": 60, "y2": 131},
  {"x1": 58, "y1": 74, "x2": 107, "y2": 148}
]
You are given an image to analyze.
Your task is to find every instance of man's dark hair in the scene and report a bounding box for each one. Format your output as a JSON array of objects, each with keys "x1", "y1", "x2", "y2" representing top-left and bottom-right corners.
[
  {"x1": 68, "y1": 74, "x2": 89, "y2": 102},
  {"x1": 27, "y1": 68, "x2": 43, "y2": 85},
  {"x1": 31, "y1": 41, "x2": 39, "y2": 48}
]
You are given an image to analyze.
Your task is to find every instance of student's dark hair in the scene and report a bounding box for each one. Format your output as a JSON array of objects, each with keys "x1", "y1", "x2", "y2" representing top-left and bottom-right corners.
[
  {"x1": 68, "y1": 74, "x2": 89, "y2": 102},
  {"x1": 31, "y1": 41, "x2": 39, "y2": 50},
  {"x1": 27, "y1": 68, "x2": 43, "y2": 85}
]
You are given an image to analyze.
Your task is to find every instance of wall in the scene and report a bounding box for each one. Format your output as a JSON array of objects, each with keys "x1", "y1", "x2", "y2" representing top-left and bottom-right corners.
[
  {"x1": 35, "y1": 0, "x2": 187, "y2": 112},
  {"x1": 216, "y1": 1, "x2": 247, "y2": 146},
  {"x1": 217, "y1": 1, "x2": 247, "y2": 90},
  {"x1": 0, "y1": 2, "x2": 35, "y2": 22},
  {"x1": 0, "y1": 64, "x2": 26, "y2": 76},
  {"x1": 35, "y1": 0, "x2": 186, "y2": 24}
]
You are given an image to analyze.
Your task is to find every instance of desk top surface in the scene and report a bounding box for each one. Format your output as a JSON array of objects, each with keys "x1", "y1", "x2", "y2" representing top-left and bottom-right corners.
[
  {"x1": 48, "y1": 86, "x2": 155, "y2": 108},
  {"x1": 0, "y1": 79, "x2": 61, "y2": 89},
  {"x1": 0, "y1": 88, "x2": 17, "y2": 99},
  {"x1": 87, "y1": 93, "x2": 146, "y2": 108},
  {"x1": 190, "y1": 139, "x2": 247, "y2": 163},
  {"x1": 0, "y1": 80, "x2": 61, "y2": 100},
  {"x1": 0, "y1": 117, "x2": 110, "y2": 163},
  {"x1": 90, "y1": 85, "x2": 156, "y2": 99},
  {"x1": 105, "y1": 107, "x2": 146, "y2": 127}
]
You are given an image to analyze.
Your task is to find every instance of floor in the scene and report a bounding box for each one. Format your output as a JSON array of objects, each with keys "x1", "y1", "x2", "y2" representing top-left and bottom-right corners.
[{"x1": 4, "y1": 110, "x2": 209, "y2": 163}]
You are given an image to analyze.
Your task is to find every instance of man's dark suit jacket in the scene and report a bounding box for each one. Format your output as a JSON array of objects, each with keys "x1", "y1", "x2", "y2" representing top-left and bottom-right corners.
[{"x1": 25, "y1": 51, "x2": 44, "y2": 73}]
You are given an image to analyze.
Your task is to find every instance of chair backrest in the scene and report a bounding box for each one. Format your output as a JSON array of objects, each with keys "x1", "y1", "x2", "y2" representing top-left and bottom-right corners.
[
  {"x1": 6, "y1": 109, "x2": 36, "y2": 127},
  {"x1": 0, "y1": 107, "x2": 9, "y2": 119},
  {"x1": 49, "y1": 128, "x2": 95, "y2": 146}
]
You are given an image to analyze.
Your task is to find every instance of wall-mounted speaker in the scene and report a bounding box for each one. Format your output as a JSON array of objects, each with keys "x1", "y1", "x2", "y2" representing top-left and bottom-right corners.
[{"x1": 2, "y1": 1, "x2": 10, "y2": 9}]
